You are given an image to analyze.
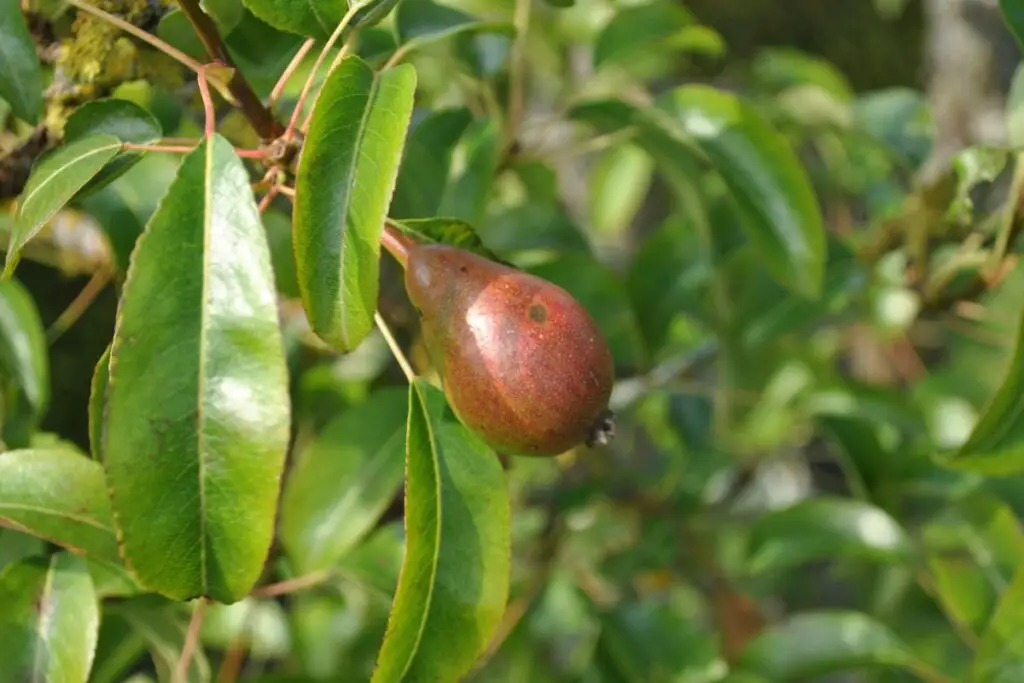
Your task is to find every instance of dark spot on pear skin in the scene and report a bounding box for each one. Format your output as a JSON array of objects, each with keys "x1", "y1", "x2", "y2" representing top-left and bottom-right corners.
[{"x1": 404, "y1": 242, "x2": 615, "y2": 457}]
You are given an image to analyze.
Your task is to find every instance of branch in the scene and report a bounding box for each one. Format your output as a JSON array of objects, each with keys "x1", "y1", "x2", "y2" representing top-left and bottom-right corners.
[{"x1": 175, "y1": 0, "x2": 283, "y2": 139}]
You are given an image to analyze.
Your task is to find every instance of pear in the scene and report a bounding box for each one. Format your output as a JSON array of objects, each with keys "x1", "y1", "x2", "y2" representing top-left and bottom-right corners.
[{"x1": 404, "y1": 242, "x2": 615, "y2": 456}]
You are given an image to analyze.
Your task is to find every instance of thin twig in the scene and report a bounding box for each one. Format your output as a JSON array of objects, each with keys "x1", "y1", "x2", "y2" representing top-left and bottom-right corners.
[
  {"x1": 174, "y1": 599, "x2": 207, "y2": 683},
  {"x1": 505, "y1": 0, "x2": 532, "y2": 151},
  {"x1": 375, "y1": 312, "x2": 416, "y2": 382},
  {"x1": 198, "y1": 66, "x2": 216, "y2": 139},
  {"x1": 275, "y1": 185, "x2": 295, "y2": 198},
  {"x1": 66, "y1": 0, "x2": 203, "y2": 72},
  {"x1": 284, "y1": 5, "x2": 361, "y2": 141},
  {"x1": 250, "y1": 570, "x2": 332, "y2": 597},
  {"x1": 47, "y1": 269, "x2": 111, "y2": 344},
  {"x1": 382, "y1": 41, "x2": 415, "y2": 70},
  {"x1": 175, "y1": 0, "x2": 283, "y2": 139},
  {"x1": 270, "y1": 38, "x2": 316, "y2": 106},
  {"x1": 258, "y1": 187, "x2": 279, "y2": 213}
]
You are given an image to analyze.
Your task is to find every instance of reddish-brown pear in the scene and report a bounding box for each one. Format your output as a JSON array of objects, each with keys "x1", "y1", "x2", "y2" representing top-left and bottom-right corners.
[{"x1": 404, "y1": 242, "x2": 615, "y2": 456}]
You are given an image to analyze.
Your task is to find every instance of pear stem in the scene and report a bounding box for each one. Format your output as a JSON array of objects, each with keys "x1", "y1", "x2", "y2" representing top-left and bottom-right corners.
[
  {"x1": 380, "y1": 221, "x2": 412, "y2": 269},
  {"x1": 375, "y1": 312, "x2": 416, "y2": 382}
]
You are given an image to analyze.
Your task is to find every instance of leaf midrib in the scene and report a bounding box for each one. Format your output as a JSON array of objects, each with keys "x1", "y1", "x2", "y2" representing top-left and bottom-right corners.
[
  {"x1": 18, "y1": 140, "x2": 122, "y2": 221},
  {"x1": 393, "y1": 384, "x2": 444, "y2": 681},
  {"x1": 195, "y1": 137, "x2": 215, "y2": 594},
  {"x1": 0, "y1": 503, "x2": 114, "y2": 532}
]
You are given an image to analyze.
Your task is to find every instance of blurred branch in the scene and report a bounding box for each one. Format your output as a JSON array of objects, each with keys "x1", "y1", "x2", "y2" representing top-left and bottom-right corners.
[
  {"x1": 176, "y1": 0, "x2": 284, "y2": 139},
  {"x1": 46, "y1": 268, "x2": 112, "y2": 344},
  {"x1": 174, "y1": 599, "x2": 207, "y2": 683}
]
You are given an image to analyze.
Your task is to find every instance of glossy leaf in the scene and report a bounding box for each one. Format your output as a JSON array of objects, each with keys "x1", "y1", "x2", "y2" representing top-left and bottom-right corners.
[
  {"x1": 293, "y1": 56, "x2": 416, "y2": 352},
  {"x1": 395, "y1": 0, "x2": 514, "y2": 50},
  {"x1": 657, "y1": 85, "x2": 826, "y2": 297},
  {"x1": 946, "y1": 310, "x2": 1024, "y2": 475},
  {"x1": 65, "y1": 99, "x2": 163, "y2": 195},
  {"x1": 390, "y1": 107, "x2": 473, "y2": 219},
  {"x1": 104, "y1": 135, "x2": 290, "y2": 603},
  {"x1": 747, "y1": 497, "x2": 913, "y2": 574},
  {"x1": 6, "y1": 135, "x2": 123, "y2": 277},
  {"x1": 281, "y1": 388, "x2": 408, "y2": 574},
  {"x1": 593, "y1": 3, "x2": 695, "y2": 68},
  {"x1": 371, "y1": 379, "x2": 510, "y2": 683},
  {"x1": 739, "y1": 611, "x2": 918, "y2": 679},
  {"x1": 0, "y1": 449, "x2": 118, "y2": 561},
  {"x1": 0, "y1": 1, "x2": 43, "y2": 123},
  {"x1": 390, "y1": 217, "x2": 498, "y2": 260},
  {"x1": 0, "y1": 278, "x2": 49, "y2": 432},
  {"x1": 241, "y1": 0, "x2": 344, "y2": 39},
  {"x1": 88, "y1": 344, "x2": 111, "y2": 461},
  {"x1": 0, "y1": 552, "x2": 99, "y2": 683}
]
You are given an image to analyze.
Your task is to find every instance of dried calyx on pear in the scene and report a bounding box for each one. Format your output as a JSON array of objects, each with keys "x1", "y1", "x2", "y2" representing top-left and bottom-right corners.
[{"x1": 392, "y1": 231, "x2": 615, "y2": 457}]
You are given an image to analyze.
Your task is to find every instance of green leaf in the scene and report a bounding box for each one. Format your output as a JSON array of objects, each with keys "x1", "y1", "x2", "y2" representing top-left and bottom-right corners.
[
  {"x1": 281, "y1": 388, "x2": 408, "y2": 574},
  {"x1": 589, "y1": 143, "x2": 654, "y2": 239},
  {"x1": 0, "y1": 1, "x2": 43, "y2": 123},
  {"x1": 293, "y1": 56, "x2": 416, "y2": 352},
  {"x1": 264, "y1": 210, "x2": 300, "y2": 299},
  {"x1": 945, "y1": 309, "x2": 1024, "y2": 475},
  {"x1": 370, "y1": 379, "x2": 510, "y2": 683},
  {"x1": 0, "y1": 278, "x2": 49, "y2": 431},
  {"x1": 395, "y1": 0, "x2": 514, "y2": 50},
  {"x1": 0, "y1": 449, "x2": 118, "y2": 561},
  {"x1": 0, "y1": 552, "x2": 99, "y2": 683},
  {"x1": 746, "y1": 497, "x2": 913, "y2": 574},
  {"x1": 972, "y1": 560, "x2": 1024, "y2": 682},
  {"x1": 593, "y1": 3, "x2": 695, "y2": 68},
  {"x1": 596, "y1": 598, "x2": 720, "y2": 683},
  {"x1": 352, "y1": 0, "x2": 401, "y2": 29},
  {"x1": 65, "y1": 99, "x2": 163, "y2": 196},
  {"x1": 88, "y1": 344, "x2": 111, "y2": 461},
  {"x1": 1001, "y1": 0, "x2": 1024, "y2": 53},
  {"x1": 201, "y1": 0, "x2": 244, "y2": 33},
  {"x1": 241, "y1": 0, "x2": 345, "y2": 39},
  {"x1": 739, "y1": 611, "x2": 918, "y2": 679},
  {"x1": 390, "y1": 107, "x2": 473, "y2": 219},
  {"x1": 104, "y1": 135, "x2": 290, "y2": 603},
  {"x1": 480, "y1": 202, "x2": 591, "y2": 256},
  {"x1": 390, "y1": 217, "x2": 498, "y2": 260},
  {"x1": 6, "y1": 135, "x2": 123, "y2": 277},
  {"x1": 0, "y1": 529, "x2": 43, "y2": 572},
  {"x1": 657, "y1": 85, "x2": 827, "y2": 297},
  {"x1": 437, "y1": 118, "x2": 501, "y2": 226}
]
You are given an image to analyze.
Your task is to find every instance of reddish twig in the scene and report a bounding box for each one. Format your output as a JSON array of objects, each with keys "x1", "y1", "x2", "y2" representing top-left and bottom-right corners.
[
  {"x1": 270, "y1": 38, "x2": 317, "y2": 106},
  {"x1": 198, "y1": 66, "x2": 216, "y2": 139},
  {"x1": 174, "y1": 599, "x2": 207, "y2": 683}
]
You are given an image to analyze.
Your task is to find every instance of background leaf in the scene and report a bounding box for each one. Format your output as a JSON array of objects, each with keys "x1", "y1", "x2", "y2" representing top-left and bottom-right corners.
[
  {"x1": 6, "y1": 135, "x2": 122, "y2": 276},
  {"x1": 390, "y1": 217, "x2": 498, "y2": 260},
  {"x1": 395, "y1": 0, "x2": 514, "y2": 50},
  {"x1": 738, "y1": 611, "x2": 920, "y2": 679},
  {"x1": 104, "y1": 135, "x2": 289, "y2": 603},
  {"x1": 371, "y1": 379, "x2": 510, "y2": 683},
  {"x1": 390, "y1": 107, "x2": 473, "y2": 220},
  {"x1": 64, "y1": 99, "x2": 163, "y2": 195},
  {"x1": 240, "y1": 0, "x2": 346, "y2": 39},
  {"x1": 87, "y1": 344, "x2": 110, "y2": 461},
  {"x1": 746, "y1": 497, "x2": 913, "y2": 574},
  {"x1": 281, "y1": 388, "x2": 408, "y2": 574},
  {"x1": 946, "y1": 310, "x2": 1024, "y2": 474},
  {"x1": 657, "y1": 85, "x2": 827, "y2": 297},
  {"x1": 293, "y1": 56, "x2": 416, "y2": 352},
  {"x1": 0, "y1": 552, "x2": 99, "y2": 683},
  {"x1": 0, "y1": 278, "x2": 49, "y2": 445},
  {"x1": 0, "y1": 448, "x2": 119, "y2": 561},
  {"x1": 0, "y1": 0, "x2": 43, "y2": 123}
]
